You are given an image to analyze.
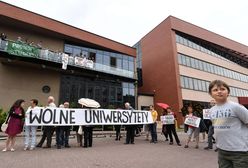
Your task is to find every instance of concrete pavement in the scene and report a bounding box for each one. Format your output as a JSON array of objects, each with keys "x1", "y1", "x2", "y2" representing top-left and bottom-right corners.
[{"x1": 0, "y1": 132, "x2": 218, "y2": 168}]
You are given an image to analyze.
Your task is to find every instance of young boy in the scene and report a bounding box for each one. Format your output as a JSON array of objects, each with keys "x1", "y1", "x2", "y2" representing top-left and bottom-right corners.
[{"x1": 209, "y1": 80, "x2": 248, "y2": 168}]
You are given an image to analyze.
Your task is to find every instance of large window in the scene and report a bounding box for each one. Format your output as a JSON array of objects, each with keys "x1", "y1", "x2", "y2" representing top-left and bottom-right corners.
[
  {"x1": 175, "y1": 33, "x2": 248, "y2": 68},
  {"x1": 180, "y1": 75, "x2": 248, "y2": 97},
  {"x1": 178, "y1": 53, "x2": 248, "y2": 83}
]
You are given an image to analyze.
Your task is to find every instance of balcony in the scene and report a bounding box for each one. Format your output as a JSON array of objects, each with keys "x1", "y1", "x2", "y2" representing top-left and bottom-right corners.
[{"x1": 0, "y1": 39, "x2": 135, "y2": 79}]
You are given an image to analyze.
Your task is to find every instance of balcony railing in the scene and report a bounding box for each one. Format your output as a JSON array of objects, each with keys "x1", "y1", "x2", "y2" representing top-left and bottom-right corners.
[{"x1": 0, "y1": 39, "x2": 135, "y2": 79}]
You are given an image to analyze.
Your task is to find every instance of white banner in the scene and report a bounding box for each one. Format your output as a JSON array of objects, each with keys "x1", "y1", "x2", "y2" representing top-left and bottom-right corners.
[
  {"x1": 160, "y1": 115, "x2": 175, "y2": 125},
  {"x1": 203, "y1": 109, "x2": 211, "y2": 119},
  {"x1": 25, "y1": 107, "x2": 153, "y2": 126},
  {"x1": 184, "y1": 115, "x2": 201, "y2": 128}
]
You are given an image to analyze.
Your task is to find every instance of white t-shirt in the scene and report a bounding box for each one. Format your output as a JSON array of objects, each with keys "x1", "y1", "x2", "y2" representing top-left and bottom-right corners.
[{"x1": 210, "y1": 101, "x2": 248, "y2": 152}]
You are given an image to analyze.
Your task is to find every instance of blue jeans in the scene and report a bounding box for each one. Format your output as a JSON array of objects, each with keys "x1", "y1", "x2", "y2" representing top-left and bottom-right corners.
[{"x1": 24, "y1": 125, "x2": 37, "y2": 148}]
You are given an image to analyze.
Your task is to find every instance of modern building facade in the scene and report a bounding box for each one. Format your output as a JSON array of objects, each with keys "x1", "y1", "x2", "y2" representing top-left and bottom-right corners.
[
  {"x1": 135, "y1": 16, "x2": 248, "y2": 125},
  {"x1": 0, "y1": 2, "x2": 136, "y2": 110}
]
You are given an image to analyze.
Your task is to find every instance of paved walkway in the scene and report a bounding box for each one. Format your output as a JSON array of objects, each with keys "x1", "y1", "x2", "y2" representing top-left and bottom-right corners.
[{"x1": 0, "y1": 132, "x2": 218, "y2": 168}]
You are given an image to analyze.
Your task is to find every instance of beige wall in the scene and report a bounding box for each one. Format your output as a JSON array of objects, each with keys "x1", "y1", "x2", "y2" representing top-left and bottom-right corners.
[
  {"x1": 0, "y1": 61, "x2": 60, "y2": 111},
  {"x1": 0, "y1": 25, "x2": 64, "y2": 52},
  {"x1": 181, "y1": 89, "x2": 238, "y2": 103},
  {"x1": 138, "y1": 95, "x2": 154, "y2": 110}
]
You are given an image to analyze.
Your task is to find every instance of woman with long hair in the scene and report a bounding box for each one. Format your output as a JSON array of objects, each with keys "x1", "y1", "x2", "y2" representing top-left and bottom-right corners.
[{"x1": 2, "y1": 99, "x2": 25, "y2": 152}]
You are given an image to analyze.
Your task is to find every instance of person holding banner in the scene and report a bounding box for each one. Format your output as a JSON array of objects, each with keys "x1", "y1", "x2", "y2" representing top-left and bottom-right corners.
[
  {"x1": 58, "y1": 102, "x2": 71, "y2": 148},
  {"x1": 161, "y1": 111, "x2": 169, "y2": 141},
  {"x1": 184, "y1": 106, "x2": 200, "y2": 149},
  {"x1": 124, "y1": 102, "x2": 135, "y2": 145},
  {"x1": 149, "y1": 105, "x2": 158, "y2": 143},
  {"x1": 2, "y1": 99, "x2": 25, "y2": 152},
  {"x1": 24, "y1": 99, "x2": 39, "y2": 151},
  {"x1": 208, "y1": 80, "x2": 248, "y2": 168},
  {"x1": 164, "y1": 107, "x2": 181, "y2": 146},
  {"x1": 36, "y1": 96, "x2": 56, "y2": 148}
]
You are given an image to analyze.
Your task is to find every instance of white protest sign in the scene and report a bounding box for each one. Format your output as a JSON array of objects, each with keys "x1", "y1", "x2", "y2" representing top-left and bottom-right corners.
[
  {"x1": 160, "y1": 115, "x2": 175, "y2": 125},
  {"x1": 184, "y1": 115, "x2": 201, "y2": 128},
  {"x1": 25, "y1": 107, "x2": 153, "y2": 126},
  {"x1": 203, "y1": 109, "x2": 211, "y2": 119}
]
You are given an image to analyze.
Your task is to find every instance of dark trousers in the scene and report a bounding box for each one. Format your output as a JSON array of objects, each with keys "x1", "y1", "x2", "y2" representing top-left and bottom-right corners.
[
  {"x1": 149, "y1": 123, "x2": 157, "y2": 142},
  {"x1": 207, "y1": 125, "x2": 215, "y2": 148},
  {"x1": 56, "y1": 127, "x2": 62, "y2": 146},
  {"x1": 125, "y1": 126, "x2": 135, "y2": 144},
  {"x1": 114, "y1": 125, "x2": 121, "y2": 140},
  {"x1": 218, "y1": 149, "x2": 248, "y2": 168},
  {"x1": 37, "y1": 126, "x2": 54, "y2": 147},
  {"x1": 59, "y1": 126, "x2": 70, "y2": 146},
  {"x1": 166, "y1": 124, "x2": 180, "y2": 144},
  {"x1": 83, "y1": 127, "x2": 93, "y2": 147},
  {"x1": 162, "y1": 125, "x2": 168, "y2": 140}
]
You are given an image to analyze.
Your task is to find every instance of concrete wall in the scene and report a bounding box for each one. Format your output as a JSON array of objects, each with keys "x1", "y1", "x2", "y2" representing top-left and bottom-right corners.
[
  {"x1": 137, "y1": 95, "x2": 154, "y2": 110},
  {"x1": 0, "y1": 61, "x2": 60, "y2": 111}
]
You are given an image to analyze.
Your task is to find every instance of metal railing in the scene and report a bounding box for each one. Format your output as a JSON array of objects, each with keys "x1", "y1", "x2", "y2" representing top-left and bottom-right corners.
[{"x1": 0, "y1": 39, "x2": 135, "y2": 79}]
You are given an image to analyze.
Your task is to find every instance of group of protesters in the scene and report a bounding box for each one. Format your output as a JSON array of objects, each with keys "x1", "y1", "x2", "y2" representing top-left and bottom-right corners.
[{"x1": 1, "y1": 80, "x2": 248, "y2": 168}]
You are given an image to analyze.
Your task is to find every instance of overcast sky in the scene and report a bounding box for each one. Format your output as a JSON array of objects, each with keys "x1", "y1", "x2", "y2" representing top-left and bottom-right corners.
[{"x1": 2, "y1": 0, "x2": 248, "y2": 47}]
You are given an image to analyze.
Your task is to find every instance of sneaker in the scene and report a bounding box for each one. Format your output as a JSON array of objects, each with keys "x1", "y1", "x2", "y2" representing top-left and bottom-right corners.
[
  {"x1": 30, "y1": 147, "x2": 35, "y2": 151},
  {"x1": 24, "y1": 147, "x2": 28, "y2": 151},
  {"x1": 169, "y1": 142, "x2": 173, "y2": 145},
  {"x1": 177, "y1": 143, "x2": 182, "y2": 146},
  {"x1": 10, "y1": 148, "x2": 15, "y2": 152},
  {"x1": 184, "y1": 145, "x2": 189, "y2": 148},
  {"x1": 195, "y1": 145, "x2": 199, "y2": 149},
  {"x1": 2, "y1": 148, "x2": 7, "y2": 152},
  {"x1": 204, "y1": 147, "x2": 212, "y2": 150}
]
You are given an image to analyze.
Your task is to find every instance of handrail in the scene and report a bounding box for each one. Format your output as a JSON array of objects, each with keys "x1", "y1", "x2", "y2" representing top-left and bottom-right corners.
[{"x1": 0, "y1": 39, "x2": 135, "y2": 78}]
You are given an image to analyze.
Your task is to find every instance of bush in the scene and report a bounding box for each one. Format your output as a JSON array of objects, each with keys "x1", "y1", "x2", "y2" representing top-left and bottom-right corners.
[{"x1": 0, "y1": 107, "x2": 8, "y2": 132}]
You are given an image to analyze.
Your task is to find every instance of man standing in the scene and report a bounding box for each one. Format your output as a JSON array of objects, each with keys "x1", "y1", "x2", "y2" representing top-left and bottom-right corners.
[
  {"x1": 37, "y1": 96, "x2": 56, "y2": 148},
  {"x1": 149, "y1": 105, "x2": 158, "y2": 143},
  {"x1": 58, "y1": 102, "x2": 71, "y2": 148},
  {"x1": 124, "y1": 102, "x2": 135, "y2": 144}
]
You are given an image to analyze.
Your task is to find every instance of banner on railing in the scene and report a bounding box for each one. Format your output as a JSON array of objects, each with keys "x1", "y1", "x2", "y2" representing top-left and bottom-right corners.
[
  {"x1": 160, "y1": 115, "x2": 175, "y2": 125},
  {"x1": 25, "y1": 107, "x2": 153, "y2": 126},
  {"x1": 184, "y1": 115, "x2": 201, "y2": 128},
  {"x1": 7, "y1": 41, "x2": 40, "y2": 58}
]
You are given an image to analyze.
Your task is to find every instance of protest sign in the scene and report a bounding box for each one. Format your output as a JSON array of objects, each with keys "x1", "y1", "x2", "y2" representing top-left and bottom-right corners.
[
  {"x1": 184, "y1": 115, "x2": 201, "y2": 127},
  {"x1": 160, "y1": 115, "x2": 175, "y2": 125},
  {"x1": 203, "y1": 109, "x2": 211, "y2": 119},
  {"x1": 25, "y1": 107, "x2": 153, "y2": 126}
]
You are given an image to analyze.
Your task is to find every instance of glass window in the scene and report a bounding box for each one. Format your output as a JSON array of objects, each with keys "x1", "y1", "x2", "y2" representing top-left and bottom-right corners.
[
  {"x1": 96, "y1": 53, "x2": 103, "y2": 64},
  {"x1": 198, "y1": 60, "x2": 203, "y2": 70},
  {"x1": 117, "y1": 58, "x2": 122, "y2": 69},
  {"x1": 123, "y1": 88, "x2": 129, "y2": 96},
  {"x1": 178, "y1": 54, "x2": 182, "y2": 64},
  {"x1": 123, "y1": 59, "x2": 129, "y2": 70},
  {"x1": 188, "y1": 78, "x2": 194, "y2": 89},
  {"x1": 179, "y1": 36, "x2": 184, "y2": 44},
  {"x1": 180, "y1": 76, "x2": 185, "y2": 88},
  {"x1": 103, "y1": 55, "x2": 110, "y2": 66},
  {"x1": 198, "y1": 80, "x2": 203, "y2": 91},
  {"x1": 203, "y1": 62, "x2": 208, "y2": 72},
  {"x1": 129, "y1": 88, "x2": 135, "y2": 96},
  {"x1": 110, "y1": 57, "x2": 117, "y2": 67},
  {"x1": 193, "y1": 79, "x2": 198, "y2": 90},
  {"x1": 195, "y1": 59, "x2": 199, "y2": 69},
  {"x1": 183, "y1": 37, "x2": 188, "y2": 46},
  {"x1": 73, "y1": 47, "x2": 81, "y2": 57},
  {"x1": 192, "y1": 42, "x2": 197, "y2": 49},
  {"x1": 190, "y1": 57, "x2": 195, "y2": 68},
  {"x1": 181, "y1": 55, "x2": 186, "y2": 65},
  {"x1": 188, "y1": 41, "x2": 193, "y2": 48},
  {"x1": 202, "y1": 81, "x2": 207, "y2": 91},
  {"x1": 210, "y1": 64, "x2": 214, "y2": 73},
  {"x1": 64, "y1": 45, "x2": 73, "y2": 54},
  {"x1": 186, "y1": 57, "x2": 191, "y2": 66},
  {"x1": 184, "y1": 77, "x2": 189, "y2": 89},
  {"x1": 176, "y1": 34, "x2": 180, "y2": 43},
  {"x1": 129, "y1": 60, "x2": 134, "y2": 72}
]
